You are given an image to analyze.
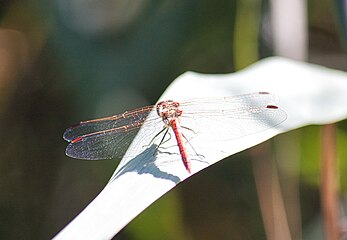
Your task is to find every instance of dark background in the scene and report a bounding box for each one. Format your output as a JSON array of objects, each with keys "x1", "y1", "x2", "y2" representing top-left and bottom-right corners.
[{"x1": 0, "y1": 0, "x2": 346, "y2": 239}]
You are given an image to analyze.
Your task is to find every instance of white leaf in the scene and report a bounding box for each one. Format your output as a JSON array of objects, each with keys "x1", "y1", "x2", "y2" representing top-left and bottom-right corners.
[{"x1": 53, "y1": 57, "x2": 347, "y2": 239}]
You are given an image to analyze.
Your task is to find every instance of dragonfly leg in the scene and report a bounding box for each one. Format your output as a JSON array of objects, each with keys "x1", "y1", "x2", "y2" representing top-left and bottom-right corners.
[
  {"x1": 154, "y1": 127, "x2": 170, "y2": 153},
  {"x1": 157, "y1": 127, "x2": 170, "y2": 147},
  {"x1": 181, "y1": 132, "x2": 204, "y2": 160},
  {"x1": 181, "y1": 125, "x2": 198, "y2": 134},
  {"x1": 143, "y1": 126, "x2": 167, "y2": 148}
]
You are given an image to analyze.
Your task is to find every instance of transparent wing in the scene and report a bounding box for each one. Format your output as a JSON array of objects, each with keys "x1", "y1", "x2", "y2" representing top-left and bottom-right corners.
[
  {"x1": 179, "y1": 92, "x2": 287, "y2": 141},
  {"x1": 64, "y1": 106, "x2": 155, "y2": 160},
  {"x1": 65, "y1": 126, "x2": 142, "y2": 160},
  {"x1": 63, "y1": 106, "x2": 154, "y2": 141}
]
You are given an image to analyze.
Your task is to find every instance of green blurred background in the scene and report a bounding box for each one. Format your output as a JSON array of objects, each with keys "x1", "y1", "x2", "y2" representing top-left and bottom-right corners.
[{"x1": 0, "y1": 0, "x2": 346, "y2": 239}]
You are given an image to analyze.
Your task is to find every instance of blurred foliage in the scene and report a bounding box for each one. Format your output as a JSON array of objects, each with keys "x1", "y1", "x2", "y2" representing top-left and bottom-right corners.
[
  {"x1": 234, "y1": 0, "x2": 262, "y2": 69},
  {"x1": 0, "y1": 0, "x2": 346, "y2": 240},
  {"x1": 337, "y1": 126, "x2": 347, "y2": 191},
  {"x1": 124, "y1": 189, "x2": 187, "y2": 240},
  {"x1": 301, "y1": 126, "x2": 321, "y2": 186}
]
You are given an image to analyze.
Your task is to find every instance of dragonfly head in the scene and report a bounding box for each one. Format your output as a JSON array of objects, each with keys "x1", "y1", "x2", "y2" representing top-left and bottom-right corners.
[{"x1": 156, "y1": 100, "x2": 182, "y2": 125}]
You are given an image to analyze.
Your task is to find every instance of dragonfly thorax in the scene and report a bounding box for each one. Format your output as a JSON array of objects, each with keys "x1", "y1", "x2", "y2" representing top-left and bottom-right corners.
[{"x1": 156, "y1": 100, "x2": 183, "y2": 125}]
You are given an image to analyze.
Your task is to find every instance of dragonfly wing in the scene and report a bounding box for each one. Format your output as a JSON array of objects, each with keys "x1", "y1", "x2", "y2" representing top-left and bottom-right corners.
[
  {"x1": 63, "y1": 106, "x2": 153, "y2": 142},
  {"x1": 65, "y1": 127, "x2": 141, "y2": 160},
  {"x1": 180, "y1": 92, "x2": 287, "y2": 141}
]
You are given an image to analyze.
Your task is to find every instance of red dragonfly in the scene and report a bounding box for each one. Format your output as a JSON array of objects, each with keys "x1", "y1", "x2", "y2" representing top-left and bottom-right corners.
[{"x1": 63, "y1": 92, "x2": 286, "y2": 173}]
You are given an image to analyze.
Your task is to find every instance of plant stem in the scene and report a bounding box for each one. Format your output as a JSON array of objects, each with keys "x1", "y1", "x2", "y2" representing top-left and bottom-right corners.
[
  {"x1": 321, "y1": 124, "x2": 340, "y2": 240},
  {"x1": 251, "y1": 142, "x2": 291, "y2": 240}
]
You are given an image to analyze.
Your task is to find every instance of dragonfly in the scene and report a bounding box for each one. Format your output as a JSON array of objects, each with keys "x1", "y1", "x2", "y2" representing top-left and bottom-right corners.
[{"x1": 63, "y1": 92, "x2": 287, "y2": 173}]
